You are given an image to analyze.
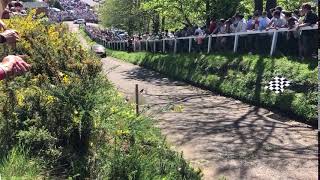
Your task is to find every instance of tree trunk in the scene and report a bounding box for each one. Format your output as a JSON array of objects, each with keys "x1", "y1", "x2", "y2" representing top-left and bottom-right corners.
[
  {"x1": 266, "y1": 0, "x2": 277, "y2": 17},
  {"x1": 161, "y1": 16, "x2": 165, "y2": 32},
  {"x1": 205, "y1": 0, "x2": 211, "y2": 26},
  {"x1": 254, "y1": 0, "x2": 263, "y2": 12},
  {"x1": 152, "y1": 13, "x2": 160, "y2": 34}
]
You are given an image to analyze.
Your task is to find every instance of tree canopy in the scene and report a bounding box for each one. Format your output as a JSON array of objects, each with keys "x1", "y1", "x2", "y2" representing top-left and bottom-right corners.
[{"x1": 98, "y1": 0, "x2": 317, "y2": 33}]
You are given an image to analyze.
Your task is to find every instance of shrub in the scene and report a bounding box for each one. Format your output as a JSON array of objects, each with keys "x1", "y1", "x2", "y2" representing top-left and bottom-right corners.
[{"x1": 0, "y1": 12, "x2": 202, "y2": 179}]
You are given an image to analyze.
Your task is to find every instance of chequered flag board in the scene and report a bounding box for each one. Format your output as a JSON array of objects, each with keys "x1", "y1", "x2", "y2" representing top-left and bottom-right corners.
[{"x1": 265, "y1": 76, "x2": 291, "y2": 94}]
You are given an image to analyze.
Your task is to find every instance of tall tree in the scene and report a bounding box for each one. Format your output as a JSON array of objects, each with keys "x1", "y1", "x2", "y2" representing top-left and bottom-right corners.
[
  {"x1": 254, "y1": 0, "x2": 263, "y2": 12},
  {"x1": 99, "y1": 0, "x2": 143, "y2": 36},
  {"x1": 266, "y1": 0, "x2": 277, "y2": 11}
]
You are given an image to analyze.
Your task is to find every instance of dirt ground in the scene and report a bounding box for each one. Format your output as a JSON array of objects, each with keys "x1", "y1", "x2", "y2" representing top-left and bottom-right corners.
[{"x1": 102, "y1": 57, "x2": 318, "y2": 180}]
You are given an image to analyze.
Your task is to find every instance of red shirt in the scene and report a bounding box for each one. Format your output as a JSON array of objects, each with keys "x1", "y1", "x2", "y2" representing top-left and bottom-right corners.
[
  {"x1": 0, "y1": 68, "x2": 5, "y2": 80},
  {"x1": 209, "y1": 21, "x2": 217, "y2": 34}
]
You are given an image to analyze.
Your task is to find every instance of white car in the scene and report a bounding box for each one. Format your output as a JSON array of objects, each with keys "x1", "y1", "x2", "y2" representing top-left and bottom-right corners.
[
  {"x1": 73, "y1": 19, "x2": 86, "y2": 24},
  {"x1": 91, "y1": 44, "x2": 106, "y2": 58}
]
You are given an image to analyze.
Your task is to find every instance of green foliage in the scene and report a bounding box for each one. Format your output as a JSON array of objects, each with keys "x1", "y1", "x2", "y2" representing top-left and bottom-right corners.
[
  {"x1": 0, "y1": 13, "x2": 202, "y2": 179},
  {"x1": 107, "y1": 50, "x2": 317, "y2": 123},
  {"x1": 99, "y1": 0, "x2": 314, "y2": 32},
  {"x1": 99, "y1": 0, "x2": 145, "y2": 35},
  {"x1": 0, "y1": 146, "x2": 44, "y2": 179}
]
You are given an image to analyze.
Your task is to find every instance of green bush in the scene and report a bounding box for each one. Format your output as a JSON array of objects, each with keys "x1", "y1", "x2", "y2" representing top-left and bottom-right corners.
[
  {"x1": 107, "y1": 50, "x2": 317, "y2": 124},
  {"x1": 0, "y1": 12, "x2": 202, "y2": 179}
]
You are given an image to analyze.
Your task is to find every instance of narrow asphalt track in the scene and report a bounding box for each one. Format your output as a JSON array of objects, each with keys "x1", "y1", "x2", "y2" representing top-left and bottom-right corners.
[{"x1": 69, "y1": 22, "x2": 318, "y2": 180}]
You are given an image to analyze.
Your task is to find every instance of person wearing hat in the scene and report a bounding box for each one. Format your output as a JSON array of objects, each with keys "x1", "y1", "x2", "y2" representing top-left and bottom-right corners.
[{"x1": 0, "y1": 0, "x2": 31, "y2": 80}]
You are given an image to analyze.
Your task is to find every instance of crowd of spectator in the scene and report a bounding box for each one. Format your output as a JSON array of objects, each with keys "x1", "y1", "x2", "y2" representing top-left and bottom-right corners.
[
  {"x1": 84, "y1": 25, "x2": 129, "y2": 42},
  {"x1": 1, "y1": 1, "x2": 26, "y2": 19},
  {"x1": 127, "y1": 3, "x2": 318, "y2": 58},
  {"x1": 49, "y1": 0, "x2": 98, "y2": 23}
]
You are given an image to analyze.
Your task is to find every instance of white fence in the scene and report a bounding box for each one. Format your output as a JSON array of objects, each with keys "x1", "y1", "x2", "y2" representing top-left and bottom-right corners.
[{"x1": 91, "y1": 26, "x2": 318, "y2": 57}]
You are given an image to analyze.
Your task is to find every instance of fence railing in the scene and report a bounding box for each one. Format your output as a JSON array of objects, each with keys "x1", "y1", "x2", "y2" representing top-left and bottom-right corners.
[{"x1": 87, "y1": 25, "x2": 318, "y2": 57}]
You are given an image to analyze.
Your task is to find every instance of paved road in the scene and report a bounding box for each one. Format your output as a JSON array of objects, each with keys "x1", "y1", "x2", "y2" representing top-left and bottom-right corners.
[
  {"x1": 102, "y1": 57, "x2": 318, "y2": 180},
  {"x1": 69, "y1": 23, "x2": 318, "y2": 180}
]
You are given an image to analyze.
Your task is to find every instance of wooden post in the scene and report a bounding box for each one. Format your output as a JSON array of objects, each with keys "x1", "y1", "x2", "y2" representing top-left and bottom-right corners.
[{"x1": 135, "y1": 84, "x2": 139, "y2": 116}]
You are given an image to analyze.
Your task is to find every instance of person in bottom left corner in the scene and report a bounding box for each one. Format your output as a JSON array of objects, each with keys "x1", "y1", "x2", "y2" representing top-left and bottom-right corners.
[{"x1": 0, "y1": 0, "x2": 31, "y2": 81}]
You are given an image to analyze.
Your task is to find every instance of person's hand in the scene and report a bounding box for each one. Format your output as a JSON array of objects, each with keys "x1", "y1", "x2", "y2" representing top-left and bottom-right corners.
[
  {"x1": 0, "y1": 20, "x2": 6, "y2": 31},
  {"x1": 0, "y1": 29, "x2": 20, "y2": 45},
  {"x1": 0, "y1": 55, "x2": 31, "y2": 77}
]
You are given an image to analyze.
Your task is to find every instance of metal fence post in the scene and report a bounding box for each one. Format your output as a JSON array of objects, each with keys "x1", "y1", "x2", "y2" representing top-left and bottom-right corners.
[
  {"x1": 270, "y1": 31, "x2": 278, "y2": 56},
  {"x1": 162, "y1": 40, "x2": 165, "y2": 53},
  {"x1": 233, "y1": 35, "x2": 239, "y2": 53},
  {"x1": 139, "y1": 41, "x2": 142, "y2": 51},
  {"x1": 146, "y1": 40, "x2": 148, "y2": 51},
  {"x1": 174, "y1": 39, "x2": 177, "y2": 54},
  {"x1": 153, "y1": 41, "x2": 156, "y2": 53},
  {"x1": 133, "y1": 41, "x2": 136, "y2": 52},
  {"x1": 207, "y1": 35, "x2": 212, "y2": 54},
  {"x1": 188, "y1": 38, "x2": 192, "y2": 53}
]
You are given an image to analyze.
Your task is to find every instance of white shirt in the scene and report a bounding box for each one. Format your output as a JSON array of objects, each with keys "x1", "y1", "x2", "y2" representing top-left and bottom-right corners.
[
  {"x1": 270, "y1": 17, "x2": 287, "y2": 28},
  {"x1": 235, "y1": 19, "x2": 247, "y2": 32},
  {"x1": 195, "y1": 28, "x2": 204, "y2": 35}
]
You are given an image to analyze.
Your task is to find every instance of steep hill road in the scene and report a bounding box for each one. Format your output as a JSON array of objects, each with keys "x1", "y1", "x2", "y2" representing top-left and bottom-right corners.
[{"x1": 70, "y1": 22, "x2": 318, "y2": 180}]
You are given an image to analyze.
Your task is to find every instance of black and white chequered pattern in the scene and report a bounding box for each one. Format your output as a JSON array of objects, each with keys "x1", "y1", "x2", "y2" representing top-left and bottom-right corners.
[{"x1": 265, "y1": 76, "x2": 291, "y2": 94}]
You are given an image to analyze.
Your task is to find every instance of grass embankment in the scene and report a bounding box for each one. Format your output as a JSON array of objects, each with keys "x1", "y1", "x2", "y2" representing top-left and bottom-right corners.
[
  {"x1": 0, "y1": 12, "x2": 201, "y2": 179},
  {"x1": 107, "y1": 50, "x2": 317, "y2": 125}
]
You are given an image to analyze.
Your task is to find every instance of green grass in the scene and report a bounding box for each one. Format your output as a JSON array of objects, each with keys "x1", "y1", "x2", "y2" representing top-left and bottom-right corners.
[
  {"x1": 83, "y1": 78, "x2": 202, "y2": 179},
  {"x1": 0, "y1": 147, "x2": 44, "y2": 179},
  {"x1": 78, "y1": 26, "x2": 96, "y2": 46},
  {"x1": 107, "y1": 50, "x2": 317, "y2": 124}
]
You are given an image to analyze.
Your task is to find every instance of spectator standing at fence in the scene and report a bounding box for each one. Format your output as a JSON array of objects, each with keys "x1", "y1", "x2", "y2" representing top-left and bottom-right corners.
[
  {"x1": 282, "y1": 17, "x2": 299, "y2": 56},
  {"x1": 275, "y1": 6, "x2": 286, "y2": 19},
  {"x1": 212, "y1": 19, "x2": 224, "y2": 34},
  {"x1": 214, "y1": 19, "x2": 228, "y2": 51},
  {"x1": 234, "y1": 14, "x2": 247, "y2": 52},
  {"x1": 246, "y1": 15, "x2": 254, "y2": 30},
  {"x1": 208, "y1": 18, "x2": 217, "y2": 34},
  {"x1": 234, "y1": 14, "x2": 247, "y2": 32},
  {"x1": 292, "y1": 10, "x2": 300, "y2": 20},
  {"x1": 267, "y1": 10, "x2": 287, "y2": 30},
  {"x1": 258, "y1": 12, "x2": 271, "y2": 31},
  {"x1": 283, "y1": 11, "x2": 293, "y2": 27},
  {"x1": 194, "y1": 25, "x2": 203, "y2": 35},
  {"x1": 297, "y1": 3, "x2": 318, "y2": 59}
]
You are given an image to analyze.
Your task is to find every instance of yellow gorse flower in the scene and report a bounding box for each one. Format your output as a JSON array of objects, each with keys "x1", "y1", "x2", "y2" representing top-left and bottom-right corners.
[
  {"x1": 62, "y1": 75, "x2": 71, "y2": 85},
  {"x1": 46, "y1": 95, "x2": 55, "y2": 104}
]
